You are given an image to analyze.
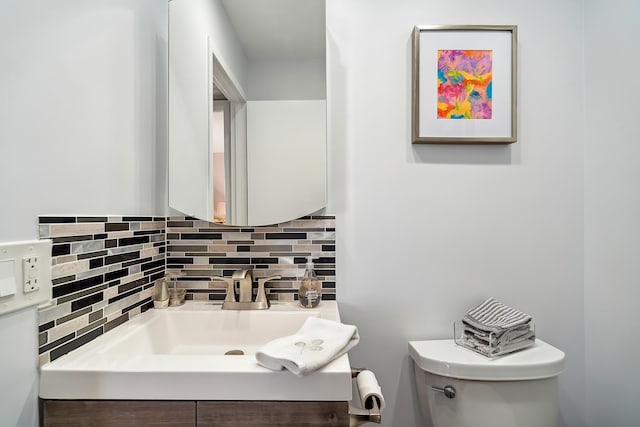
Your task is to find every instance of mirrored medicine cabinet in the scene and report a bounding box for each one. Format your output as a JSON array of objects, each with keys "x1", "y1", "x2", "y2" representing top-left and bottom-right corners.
[{"x1": 168, "y1": 0, "x2": 327, "y2": 226}]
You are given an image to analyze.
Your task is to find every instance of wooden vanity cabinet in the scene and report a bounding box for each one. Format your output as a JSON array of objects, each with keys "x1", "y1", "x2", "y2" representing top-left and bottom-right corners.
[
  {"x1": 40, "y1": 400, "x2": 195, "y2": 426},
  {"x1": 196, "y1": 401, "x2": 349, "y2": 426},
  {"x1": 41, "y1": 399, "x2": 349, "y2": 427}
]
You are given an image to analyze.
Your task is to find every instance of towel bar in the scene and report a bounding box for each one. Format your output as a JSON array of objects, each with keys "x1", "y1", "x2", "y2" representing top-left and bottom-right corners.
[{"x1": 349, "y1": 367, "x2": 383, "y2": 427}]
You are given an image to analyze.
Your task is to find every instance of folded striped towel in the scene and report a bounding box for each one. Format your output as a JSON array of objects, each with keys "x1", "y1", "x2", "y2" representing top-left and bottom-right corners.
[
  {"x1": 463, "y1": 323, "x2": 534, "y2": 346},
  {"x1": 461, "y1": 333, "x2": 535, "y2": 357},
  {"x1": 463, "y1": 297, "x2": 532, "y2": 334}
]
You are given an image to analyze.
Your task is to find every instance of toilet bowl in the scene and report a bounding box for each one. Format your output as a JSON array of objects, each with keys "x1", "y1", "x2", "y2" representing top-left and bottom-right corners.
[{"x1": 409, "y1": 339, "x2": 564, "y2": 427}]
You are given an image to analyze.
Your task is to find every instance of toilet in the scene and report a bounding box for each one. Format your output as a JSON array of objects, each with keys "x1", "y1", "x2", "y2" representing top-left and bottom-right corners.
[{"x1": 409, "y1": 339, "x2": 565, "y2": 427}]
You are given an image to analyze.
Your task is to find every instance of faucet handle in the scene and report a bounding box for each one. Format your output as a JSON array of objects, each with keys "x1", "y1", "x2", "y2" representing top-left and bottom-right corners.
[
  {"x1": 255, "y1": 275, "x2": 282, "y2": 305},
  {"x1": 211, "y1": 276, "x2": 235, "y2": 303}
]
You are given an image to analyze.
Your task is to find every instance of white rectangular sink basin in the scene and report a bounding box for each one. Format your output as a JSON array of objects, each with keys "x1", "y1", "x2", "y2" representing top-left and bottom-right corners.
[
  {"x1": 39, "y1": 301, "x2": 352, "y2": 401},
  {"x1": 104, "y1": 307, "x2": 323, "y2": 356}
]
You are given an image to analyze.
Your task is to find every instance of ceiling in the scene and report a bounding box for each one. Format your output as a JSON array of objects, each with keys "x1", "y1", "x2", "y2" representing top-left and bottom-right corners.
[{"x1": 220, "y1": 0, "x2": 325, "y2": 61}]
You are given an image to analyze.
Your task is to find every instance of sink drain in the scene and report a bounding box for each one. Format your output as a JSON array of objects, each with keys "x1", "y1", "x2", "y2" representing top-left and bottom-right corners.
[{"x1": 224, "y1": 349, "x2": 244, "y2": 355}]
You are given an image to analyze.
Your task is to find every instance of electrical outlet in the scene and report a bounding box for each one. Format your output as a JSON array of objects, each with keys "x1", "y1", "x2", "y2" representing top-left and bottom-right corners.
[
  {"x1": 24, "y1": 257, "x2": 38, "y2": 278},
  {"x1": 0, "y1": 240, "x2": 51, "y2": 315},
  {"x1": 23, "y1": 257, "x2": 39, "y2": 292}
]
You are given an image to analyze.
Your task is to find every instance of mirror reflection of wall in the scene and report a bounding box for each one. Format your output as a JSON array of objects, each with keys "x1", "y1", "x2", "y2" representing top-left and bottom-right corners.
[
  {"x1": 168, "y1": 0, "x2": 326, "y2": 227},
  {"x1": 211, "y1": 89, "x2": 230, "y2": 223}
]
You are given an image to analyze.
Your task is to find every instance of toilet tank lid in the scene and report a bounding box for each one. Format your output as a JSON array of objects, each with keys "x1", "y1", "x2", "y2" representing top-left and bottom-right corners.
[{"x1": 408, "y1": 339, "x2": 565, "y2": 381}]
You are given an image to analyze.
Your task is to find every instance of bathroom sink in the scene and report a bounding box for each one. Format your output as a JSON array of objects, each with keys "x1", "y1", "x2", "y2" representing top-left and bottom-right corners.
[
  {"x1": 39, "y1": 301, "x2": 352, "y2": 401},
  {"x1": 102, "y1": 305, "x2": 324, "y2": 356}
]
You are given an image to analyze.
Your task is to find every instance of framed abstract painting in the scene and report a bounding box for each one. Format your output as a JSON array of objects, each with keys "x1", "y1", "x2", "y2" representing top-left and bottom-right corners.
[{"x1": 412, "y1": 25, "x2": 517, "y2": 144}]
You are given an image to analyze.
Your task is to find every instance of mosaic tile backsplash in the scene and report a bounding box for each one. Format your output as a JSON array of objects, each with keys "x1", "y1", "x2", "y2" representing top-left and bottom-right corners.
[
  {"x1": 165, "y1": 215, "x2": 336, "y2": 302},
  {"x1": 38, "y1": 216, "x2": 165, "y2": 364},
  {"x1": 36, "y1": 214, "x2": 335, "y2": 364}
]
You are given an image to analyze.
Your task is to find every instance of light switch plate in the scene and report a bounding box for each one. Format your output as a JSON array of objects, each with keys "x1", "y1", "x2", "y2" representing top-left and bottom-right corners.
[
  {"x1": 0, "y1": 259, "x2": 17, "y2": 297},
  {"x1": 0, "y1": 240, "x2": 52, "y2": 316}
]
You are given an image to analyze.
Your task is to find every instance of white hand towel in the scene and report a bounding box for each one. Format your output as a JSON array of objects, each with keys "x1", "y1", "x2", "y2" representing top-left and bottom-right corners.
[{"x1": 255, "y1": 317, "x2": 359, "y2": 376}]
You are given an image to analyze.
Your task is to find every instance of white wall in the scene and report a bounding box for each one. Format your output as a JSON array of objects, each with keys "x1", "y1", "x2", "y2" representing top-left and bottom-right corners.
[
  {"x1": 247, "y1": 58, "x2": 326, "y2": 100},
  {"x1": 247, "y1": 100, "x2": 327, "y2": 225},
  {"x1": 327, "y1": 1, "x2": 586, "y2": 426},
  {"x1": 0, "y1": 0, "x2": 167, "y2": 424},
  {"x1": 584, "y1": 1, "x2": 640, "y2": 426}
]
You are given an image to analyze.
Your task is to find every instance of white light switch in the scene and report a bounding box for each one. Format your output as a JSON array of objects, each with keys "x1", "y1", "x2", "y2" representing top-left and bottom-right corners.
[{"x1": 0, "y1": 259, "x2": 17, "y2": 297}]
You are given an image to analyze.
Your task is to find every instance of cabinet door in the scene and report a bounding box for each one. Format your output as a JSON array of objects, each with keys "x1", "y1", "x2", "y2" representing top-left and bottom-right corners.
[
  {"x1": 42, "y1": 400, "x2": 196, "y2": 426},
  {"x1": 196, "y1": 401, "x2": 349, "y2": 427}
]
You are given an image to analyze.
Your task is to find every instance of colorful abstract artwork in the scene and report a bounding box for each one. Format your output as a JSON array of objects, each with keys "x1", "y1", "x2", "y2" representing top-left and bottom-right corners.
[{"x1": 437, "y1": 50, "x2": 493, "y2": 120}]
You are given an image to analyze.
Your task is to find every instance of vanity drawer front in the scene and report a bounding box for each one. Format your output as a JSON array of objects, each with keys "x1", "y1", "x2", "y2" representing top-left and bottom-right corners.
[
  {"x1": 196, "y1": 401, "x2": 349, "y2": 427},
  {"x1": 41, "y1": 400, "x2": 195, "y2": 426}
]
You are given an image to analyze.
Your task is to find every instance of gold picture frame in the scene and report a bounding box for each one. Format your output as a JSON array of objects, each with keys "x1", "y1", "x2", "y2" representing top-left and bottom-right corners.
[{"x1": 412, "y1": 25, "x2": 517, "y2": 144}]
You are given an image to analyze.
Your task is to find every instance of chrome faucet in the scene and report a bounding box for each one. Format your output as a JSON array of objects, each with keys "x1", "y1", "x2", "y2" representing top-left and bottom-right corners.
[
  {"x1": 211, "y1": 269, "x2": 281, "y2": 310},
  {"x1": 233, "y1": 269, "x2": 253, "y2": 303}
]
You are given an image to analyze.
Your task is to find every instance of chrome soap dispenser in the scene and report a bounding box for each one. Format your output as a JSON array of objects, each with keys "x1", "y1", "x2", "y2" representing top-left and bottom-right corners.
[
  {"x1": 153, "y1": 278, "x2": 170, "y2": 309},
  {"x1": 298, "y1": 256, "x2": 321, "y2": 308}
]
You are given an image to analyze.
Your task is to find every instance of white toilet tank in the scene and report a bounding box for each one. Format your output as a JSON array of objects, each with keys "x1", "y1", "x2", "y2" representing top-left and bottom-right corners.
[{"x1": 409, "y1": 339, "x2": 565, "y2": 427}]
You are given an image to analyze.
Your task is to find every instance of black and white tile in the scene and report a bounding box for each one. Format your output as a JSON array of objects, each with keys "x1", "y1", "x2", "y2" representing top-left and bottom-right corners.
[
  {"x1": 165, "y1": 216, "x2": 336, "y2": 303},
  {"x1": 36, "y1": 214, "x2": 335, "y2": 365},
  {"x1": 37, "y1": 216, "x2": 165, "y2": 364}
]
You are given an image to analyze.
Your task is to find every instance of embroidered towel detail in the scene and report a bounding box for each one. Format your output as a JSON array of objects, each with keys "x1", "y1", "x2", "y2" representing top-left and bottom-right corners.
[
  {"x1": 255, "y1": 317, "x2": 359, "y2": 376},
  {"x1": 463, "y1": 297, "x2": 532, "y2": 334}
]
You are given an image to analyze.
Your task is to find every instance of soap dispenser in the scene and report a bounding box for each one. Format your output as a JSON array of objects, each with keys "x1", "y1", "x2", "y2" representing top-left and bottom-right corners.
[
  {"x1": 153, "y1": 278, "x2": 170, "y2": 309},
  {"x1": 298, "y1": 257, "x2": 321, "y2": 308}
]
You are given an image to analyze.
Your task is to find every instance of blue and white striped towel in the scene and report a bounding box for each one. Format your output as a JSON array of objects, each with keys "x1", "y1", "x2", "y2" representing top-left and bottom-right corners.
[{"x1": 463, "y1": 298, "x2": 532, "y2": 334}]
